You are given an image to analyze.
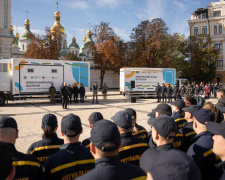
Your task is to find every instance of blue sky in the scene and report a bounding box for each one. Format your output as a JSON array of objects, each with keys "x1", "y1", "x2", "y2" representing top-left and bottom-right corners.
[{"x1": 11, "y1": 0, "x2": 214, "y2": 47}]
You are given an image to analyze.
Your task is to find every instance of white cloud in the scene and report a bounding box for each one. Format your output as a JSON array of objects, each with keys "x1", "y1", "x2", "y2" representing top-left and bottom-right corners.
[
  {"x1": 62, "y1": 0, "x2": 89, "y2": 10},
  {"x1": 113, "y1": 27, "x2": 129, "y2": 41},
  {"x1": 95, "y1": 0, "x2": 132, "y2": 9},
  {"x1": 134, "y1": 12, "x2": 146, "y2": 20}
]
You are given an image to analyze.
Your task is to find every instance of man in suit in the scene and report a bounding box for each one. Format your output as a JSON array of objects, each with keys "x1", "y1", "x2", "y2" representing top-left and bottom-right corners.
[{"x1": 92, "y1": 82, "x2": 98, "y2": 104}]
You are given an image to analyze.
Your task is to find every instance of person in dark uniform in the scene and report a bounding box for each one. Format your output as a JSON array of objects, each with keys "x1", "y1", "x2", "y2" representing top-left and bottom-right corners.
[
  {"x1": 167, "y1": 84, "x2": 173, "y2": 103},
  {"x1": 179, "y1": 105, "x2": 200, "y2": 152},
  {"x1": 170, "y1": 99, "x2": 186, "y2": 129},
  {"x1": 73, "y1": 83, "x2": 79, "y2": 103},
  {"x1": 187, "y1": 84, "x2": 193, "y2": 95},
  {"x1": 111, "y1": 111, "x2": 148, "y2": 166},
  {"x1": 79, "y1": 84, "x2": 85, "y2": 103},
  {"x1": 187, "y1": 109, "x2": 221, "y2": 180},
  {"x1": 60, "y1": 82, "x2": 69, "y2": 109},
  {"x1": 0, "y1": 116, "x2": 42, "y2": 180},
  {"x1": 155, "y1": 83, "x2": 161, "y2": 102},
  {"x1": 161, "y1": 83, "x2": 167, "y2": 103},
  {"x1": 82, "y1": 112, "x2": 104, "y2": 149},
  {"x1": 194, "y1": 84, "x2": 201, "y2": 96},
  {"x1": 44, "y1": 114, "x2": 95, "y2": 180},
  {"x1": 67, "y1": 84, "x2": 73, "y2": 104},
  {"x1": 209, "y1": 83, "x2": 213, "y2": 96},
  {"x1": 49, "y1": 83, "x2": 56, "y2": 105},
  {"x1": 0, "y1": 141, "x2": 15, "y2": 180},
  {"x1": 27, "y1": 114, "x2": 63, "y2": 165},
  {"x1": 173, "y1": 84, "x2": 179, "y2": 101},
  {"x1": 92, "y1": 82, "x2": 98, "y2": 103},
  {"x1": 125, "y1": 108, "x2": 148, "y2": 142},
  {"x1": 214, "y1": 83, "x2": 219, "y2": 97},
  {"x1": 215, "y1": 89, "x2": 225, "y2": 123},
  {"x1": 179, "y1": 84, "x2": 187, "y2": 97},
  {"x1": 148, "y1": 104, "x2": 183, "y2": 150},
  {"x1": 207, "y1": 121, "x2": 225, "y2": 180},
  {"x1": 151, "y1": 115, "x2": 177, "y2": 152},
  {"x1": 140, "y1": 149, "x2": 202, "y2": 180},
  {"x1": 76, "y1": 120, "x2": 146, "y2": 180}
]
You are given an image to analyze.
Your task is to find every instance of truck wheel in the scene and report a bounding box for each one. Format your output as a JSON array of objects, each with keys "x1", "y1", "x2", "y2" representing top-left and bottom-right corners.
[{"x1": 0, "y1": 96, "x2": 5, "y2": 106}]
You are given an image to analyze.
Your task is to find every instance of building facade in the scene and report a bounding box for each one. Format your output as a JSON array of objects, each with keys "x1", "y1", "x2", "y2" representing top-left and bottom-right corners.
[{"x1": 188, "y1": 0, "x2": 225, "y2": 83}]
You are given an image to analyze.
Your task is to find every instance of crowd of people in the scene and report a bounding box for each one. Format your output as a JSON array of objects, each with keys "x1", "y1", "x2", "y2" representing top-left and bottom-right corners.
[{"x1": 1, "y1": 88, "x2": 225, "y2": 180}]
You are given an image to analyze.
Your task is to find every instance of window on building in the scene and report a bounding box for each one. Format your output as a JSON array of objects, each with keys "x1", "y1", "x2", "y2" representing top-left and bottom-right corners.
[
  {"x1": 84, "y1": 58, "x2": 86, "y2": 61},
  {"x1": 0, "y1": 63, "x2": 8, "y2": 72},
  {"x1": 202, "y1": 26, "x2": 207, "y2": 35},
  {"x1": 216, "y1": 59, "x2": 223, "y2": 67},
  {"x1": 219, "y1": 25, "x2": 222, "y2": 33},
  {"x1": 194, "y1": 27, "x2": 199, "y2": 36},
  {"x1": 214, "y1": 25, "x2": 218, "y2": 34},
  {"x1": 76, "y1": 51, "x2": 77, "y2": 56},
  {"x1": 202, "y1": 13, "x2": 206, "y2": 19},
  {"x1": 215, "y1": 42, "x2": 223, "y2": 50},
  {"x1": 213, "y1": 10, "x2": 221, "y2": 17},
  {"x1": 22, "y1": 44, "x2": 24, "y2": 51}
]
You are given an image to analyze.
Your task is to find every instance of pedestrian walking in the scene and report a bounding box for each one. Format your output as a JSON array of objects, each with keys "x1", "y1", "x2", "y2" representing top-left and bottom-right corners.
[
  {"x1": 155, "y1": 83, "x2": 161, "y2": 102},
  {"x1": 102, "y1": 83, "x2": 108, "y2": 100},
  {"x1": 60, "y1": 82, "x2": 69, "y2": 109},
  {"x1": 49, "y1": 83, "x2": 56, "y2": 105},
  {"x1": 92, "y1": 82, "x2": 98, "y2": 103}
]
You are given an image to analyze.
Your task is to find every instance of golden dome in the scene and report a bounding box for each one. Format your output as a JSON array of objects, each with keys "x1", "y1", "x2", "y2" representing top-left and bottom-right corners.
[
  {"x1": 24, "y1": 18, "x2": 30, "y2": 29},
  {"x1": 87, "y1": 29, "x2": 92, "y2": 38},
  {"x1": 51, "y1": 2, "x2": 65, "y2": 34},
  {"x1": 83, "y1": 36, "x2": 87, "y2": 43},
  {"x1": 15, "y1": 33, "x2": 19, "y2": 39},
  {"x1": 72, "y1": 36, "x2": 76, "y2": 42},
  {"x1": 10, "y1": 25, "x2": 13, "y2": 34}
]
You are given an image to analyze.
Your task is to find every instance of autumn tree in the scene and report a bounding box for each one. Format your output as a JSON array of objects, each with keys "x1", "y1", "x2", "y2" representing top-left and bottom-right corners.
[
  {"x1": 64, "y1": 52, "x2": 81, "y2": 61},
  {"x1": 178, "y1": 35, "x2": 219, "y2": 82},
  {"x1": 90, "y1": 22, "x2": 125, "y2": 87},
  {"x1": 24, "y1": 27, "x2": 61, "y2": 59}
]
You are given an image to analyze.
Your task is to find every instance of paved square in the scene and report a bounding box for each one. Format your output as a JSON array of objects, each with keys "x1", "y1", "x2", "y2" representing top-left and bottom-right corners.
[{"x1": 0, "y1": 91, "x2": 218, "y2": 153}]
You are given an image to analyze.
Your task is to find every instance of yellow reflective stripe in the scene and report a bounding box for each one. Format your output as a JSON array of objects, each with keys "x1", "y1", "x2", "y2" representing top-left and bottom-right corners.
[
  {"x1": 175, "y1": 133, "x2": 183, "y2": 137},
  {"x1": 203, "y1": 149, "x2": 213, "y2": 157},
  {"x1": 30, "y1": 145, "x2": 61, "y2": 155},
  {"x1": 185, "y1": 132, "x2": 196, "y2": 137},
  {"x1": 131, "y1": 176, "x2": 147, "y2": 180},
  {"x1": 174, "y1": 118, "x2": 185, "y2": 122},
  {"x1": 119, "y1": 143, "x2": 148, "y2": 152},
  {"x1": 132, "y1": 130, "x2": 147, "y2": 136},
  {"x1": 50, "y1": 159, "x2": 95, "y2": 174},
  {"x1": 85, "y1": 144, "x2": 90, "y2": 148},
  {"x1": 13, "y1": 161, "x2": 40, "y2": 168}
]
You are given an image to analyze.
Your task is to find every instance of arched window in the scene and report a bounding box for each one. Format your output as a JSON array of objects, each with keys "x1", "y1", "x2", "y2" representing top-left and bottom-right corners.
[{"x1": 219, "y1": 25, "x2": 222, "y2": 33}]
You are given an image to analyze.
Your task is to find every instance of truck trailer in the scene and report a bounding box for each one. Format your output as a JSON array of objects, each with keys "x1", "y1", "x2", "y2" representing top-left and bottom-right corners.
[{"x1": 0, "y1": 58, "x2": 90, "y2": 106}]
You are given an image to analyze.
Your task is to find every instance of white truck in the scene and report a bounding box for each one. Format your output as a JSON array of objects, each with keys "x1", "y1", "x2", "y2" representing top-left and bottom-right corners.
[
  {"x1": 0, "y1": 58, "x2": 90, "y2": 106},
  {"x1": 120, "y1": 67, "x2": 176, "y2": 94}
]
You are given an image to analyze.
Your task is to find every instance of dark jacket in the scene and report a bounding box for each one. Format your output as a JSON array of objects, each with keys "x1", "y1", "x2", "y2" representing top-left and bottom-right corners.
[
  {"x1": 132, "y1": 123, "x2": 148, "y2": 143},
  {"x1": 73, "y1": 86, "x2": 79, "y2": 95},
  {"x1": 119, "y1": 132, "x2": 148, "y2": 166},
  {"x1": 215, "y1": 161, "x2": 225, "y2": 180},
  {"x1": 194, "y1": 87, "x2": 201, "y2": 95},
  {"x1": 49, "y1": 86, "x2": 56, "y2": 96},
  {"x1": 215, "y1": 97, "x2": 225, "y2": 123},
  {"x1": 44, "y1": 142, "x2": 95, "y2": 180},
  {"x1": 155, "y1": 143, "x2": 174, "y2": 152},
  {"x1": 179, "y1": 122, "x2": 196, "y2": 152},
  {"x1": 172, "y1": 110, "x2": 186, "y2": 129},
  {"x1": 27, "y1": 134, "x2": 64, "y2": 165},
  {"x1": 68, "y1": 87, "x2": 73, "y2": 95},
  {"x1": 173, "y1": 86, "x2": 179, "y2": 95},
  {"x1": 92, "y1": 85, "x2": 98, "y2": 92},
  {"x1": 161, "y1": 85, "x2": 167, "y2": 94},
  {"x1": 82, "y1": 137, "x2": 91, "y2": 149},
  {"x1": 187, "y1": 131, "x2": 222, "y2": 180},
  {"x1": 187, "y1": 87, "x2": 193, "y2": 95},
  {"x1": 76, "y1": 156, "x2": 146, "y2": 180},
  {"x1": 60, "y1": 86, "x2": 69, "y2": 97},
  {"x1": 9, "y1": 143, "x2": 42, "y2": 180},
  {"x1": 167, "y1": 86, "x2": 173, "y2": 94},
  {"x1": 79, "y1": 86, "x2": 86, "y2": 95},
  {"x1": 155, "y1": 85, "x2": 161, "y2": 93},
  {"x1": 180, "y1": 86, "x2": 186, "y2": 95}
]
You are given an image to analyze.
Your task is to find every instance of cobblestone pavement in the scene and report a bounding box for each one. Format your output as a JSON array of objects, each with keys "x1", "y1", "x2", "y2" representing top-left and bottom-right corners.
[{"x1": 0, "y1": 91, "x2": 218, "y2": 153}]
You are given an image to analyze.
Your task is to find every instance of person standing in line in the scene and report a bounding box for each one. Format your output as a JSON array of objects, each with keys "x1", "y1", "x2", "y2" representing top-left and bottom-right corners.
[
  {"x1": 167, "y1": 84, "x2": 173, "y2": 103},
  {"x1": 49, "y1": 83, "x2": 56, "y2": 105},
  {"x1": 102, "y1": 83, "x2": 108, "y2": 100},
  {"x1": 161, "y1": 83, "x2": 167, "y2": 103},
  {"x1": 60, "y1": 82, "x2": 69, "y2": 109},
  {"x1": 173, "y1": 84, "x2": 179, "y2": 101},
  {"x1": 68, "y1": 84, "x2": 73, "y2": 104},
  {"x1": 92, "y1": 82, "x2": 98, "y2": 104},
  {"x1": 179, "y1": 84, "x2": 187, "y2": 97},
  {"x1": 155, "y1": 83, "x2": 161, "y2": 102},
  {"x1": 73, "y1": 83, "x2": 79, "y2": 103},
  {"x1": 79, "y1": 84, "x2": 85, "y2": 103},
  {"x1": 194, "y1": 84, "x2": 200, "y2": 96}
]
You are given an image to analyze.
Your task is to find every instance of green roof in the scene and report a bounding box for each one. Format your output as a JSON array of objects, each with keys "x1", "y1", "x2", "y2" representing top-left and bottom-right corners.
[
  {"x1": 69, "y1": 42, "x2": 79, "y2": 49},
  {"x1": 79, "y1": 53, "x2": 86, "y2": 57},
  {"x1": 20, "y1": 29, "x2": 33, "y2": 40},
  {"x1": 60, "y1": 50, "x2": 68, "y2": 56},
  {"x1": 83, "y1": 38, "x2": 94, "y2": 49},
  {"x1": 13, "y1": 38, "x2": 18, "y2": 45}
]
